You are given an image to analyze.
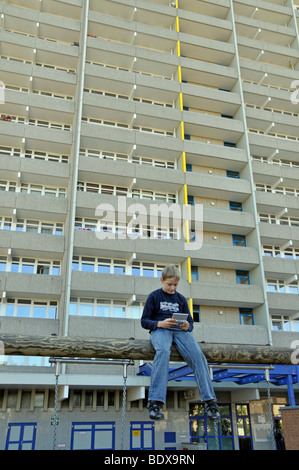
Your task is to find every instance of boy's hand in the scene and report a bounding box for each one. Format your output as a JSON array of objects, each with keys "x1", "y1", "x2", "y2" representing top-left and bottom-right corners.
[
  {"x1": 157, "y1": 318, "x2": 179, "y2": 329},
  {"x1": 180, "y1": 321, "x2": 189, "y2": 331},
  {"x1": 157, "y1": 319, "x2": 189, "y2": 330}
]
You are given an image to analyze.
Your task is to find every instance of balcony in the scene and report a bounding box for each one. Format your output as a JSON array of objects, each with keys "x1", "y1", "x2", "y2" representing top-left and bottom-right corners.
[
  {"x1": 186, "y1": 172, "x2": 251, "y2": 202},
  {"x1": 259, "y1": 220, "x2": 299, "y2": 246},
  {"x1": 255, "y1": 190, "x2": 299, "y2": 217},
  {"x1": 0, "y1": 271, "x2": 62, "y2": 299},
  {"x1": 0, "y1": 230, "x2": 64, "y2": 259},
  {"x1": 0, "y1": 191, "x2": 67, "y2": 221},
  {"x1": 185, "y1": 140, "x2": 247, "y2": 172},
  {"x1": 191, "y1": 281, "x2": 264, "y2": 308},
  {"x1": 233, "y1": 0, "x2": 293, "y2": 26},
  {"x1": 78, "y1": 155, "x2": 184, "y2": 193},
  {"x1": 191, "y1": 244, "x2": 259, "y2": 270}
]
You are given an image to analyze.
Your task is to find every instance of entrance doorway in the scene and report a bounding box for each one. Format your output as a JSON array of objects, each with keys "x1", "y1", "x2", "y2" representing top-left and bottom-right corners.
[
  {"x1": 189, "y1": 403, "x2": 234, "y2": 450},
  {"x1": 236, "y1": 404, "x2": 253, "y2": 450},
  {"x1": 130, "y1": 421, "x2": 155, "y2": 450}
]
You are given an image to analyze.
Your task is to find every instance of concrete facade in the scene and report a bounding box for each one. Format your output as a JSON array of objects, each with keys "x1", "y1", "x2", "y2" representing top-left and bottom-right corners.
[{"x1": 0, "y1": 0, "x2": 298, "y2": 451}]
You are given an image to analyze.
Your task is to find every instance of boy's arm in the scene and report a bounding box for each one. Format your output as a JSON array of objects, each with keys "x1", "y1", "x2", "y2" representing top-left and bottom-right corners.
[{"x1": 141, "y1": 294, "x2": 158, "y2": 331}]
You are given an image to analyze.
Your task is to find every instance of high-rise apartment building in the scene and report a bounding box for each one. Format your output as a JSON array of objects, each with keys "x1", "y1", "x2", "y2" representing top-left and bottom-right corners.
[{"x1": 0, "y1": 0, "x2": 298, "y2": 451}]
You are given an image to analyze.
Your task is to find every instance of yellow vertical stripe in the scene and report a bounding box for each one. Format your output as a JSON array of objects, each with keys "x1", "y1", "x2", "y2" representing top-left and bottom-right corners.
[
  {"x1": 186, "y1": 257, "x2": 192, "y2": 284},
  {"x1": 188, "y1": 297, "x2": 193, "y2": 317},
  {"x1": 180, "y1": 121, "x2": 185, "y2": 140},
  {"x1": 183, "y1": 184, "x2": 188, "y2": 205},
  {"x1": 182, "y1": 151, "x2": 186, "y2": 172},
  {"x1": 176, "y1": 3, "x2": 193, "y2": 306},
  {"x1": 179, "y1": 92, "x2": 183, "y2": 110},
  {"x1": 176, "y1": 40, "x2": 180, "y2": 57},
  {"x1": 178, "y1": 65, "x2": 182, "y2": 83}
]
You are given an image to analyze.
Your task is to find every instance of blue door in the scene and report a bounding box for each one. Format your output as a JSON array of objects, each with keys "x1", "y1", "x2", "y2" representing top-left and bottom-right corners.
[
  {"x1": 130, "y1": 422, "x2": 155, "y2": 450},
  {"x1": 5, "y1": 423, "x2": 37, "y2": 450},
  {"x1": 189, "y1": 403, "x2": 234, "y2": 450}
]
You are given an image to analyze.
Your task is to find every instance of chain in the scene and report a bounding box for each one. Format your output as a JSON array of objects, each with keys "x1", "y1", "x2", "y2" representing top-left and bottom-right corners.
[
  {"x1": 53, "y1": 373, "x2": 59, "y2": 450},
  {"x1": 120, "y1": 373, "x2": 127, "y2": 450},
  {"x1": 266, "y1": 379, "x2": 276, "y2": 450},
  {"x1": 213, "y1": 419, "x2": 220, "y2": 450}
]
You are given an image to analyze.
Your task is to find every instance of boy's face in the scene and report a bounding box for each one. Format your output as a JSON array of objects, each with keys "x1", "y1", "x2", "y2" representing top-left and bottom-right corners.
[{"x1": 161, "y1": 277, "x2": 179, "y2": 295}]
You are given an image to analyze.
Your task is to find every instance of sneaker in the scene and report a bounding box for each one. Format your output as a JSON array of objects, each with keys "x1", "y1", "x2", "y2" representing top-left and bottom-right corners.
[
  {"x1": 147, "y1": 401, "x2": 164, "y2": 420},
  {"x1": 205, "y1": 400, "x2": 220, "y2": 420}
]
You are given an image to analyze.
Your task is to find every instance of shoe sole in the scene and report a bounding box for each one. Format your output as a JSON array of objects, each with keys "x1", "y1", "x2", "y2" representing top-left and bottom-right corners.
[{"x1": 149, "y1": 412, "x2": 164, "y2": 420}]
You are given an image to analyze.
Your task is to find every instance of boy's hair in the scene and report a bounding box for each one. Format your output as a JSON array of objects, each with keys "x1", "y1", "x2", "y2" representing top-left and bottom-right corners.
[{"x1": 162, "y1": 265, "x2": 181, "y2": 280}]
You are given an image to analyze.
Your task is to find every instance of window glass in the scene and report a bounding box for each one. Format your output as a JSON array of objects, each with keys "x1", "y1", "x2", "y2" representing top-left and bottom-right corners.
[{"x1": 17, "y1": 306, "x2": 30, "y2": 317}]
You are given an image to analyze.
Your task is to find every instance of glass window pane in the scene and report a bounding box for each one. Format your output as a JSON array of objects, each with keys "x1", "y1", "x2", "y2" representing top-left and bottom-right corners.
[
  {"x1": 33, "y1": 307, "x2": 46, "y2": 318},
  {"x1": 79, "y1": 305, "x2": 93, "y2": 316},
  {"x1": 81, "y1": 263, "x2": 94, "y2": 272},
  {"x1": 114, "y1": 266, "x2": 125, "y2": 274},
  {"x1": 17, "y1": 306, "x2": 30, "y2": 317},
  {"x1": 98, "y1": 265, "x2": 110, "y2": 273},
  {"x1": 189, "y1": 404, "x2": 205, "y2": 416},
  {"x1": 190, "y1": 419, "x2": 205, "y2": 436},
  {"x1": 21, "y1": 264, "x2": 35, "y2": 273},
  {"x1": 221, "y1": 438, "x2": 233, "y2": 450},
  {"x1": 97, "y1": 306, "x2": 110, "y2": 317},
  {"x1": 48, "y1": 307, "x2": 57, "y2": 319},
  {"x1": 113, "y1": 307, "x2": 125, "y2": 318},
  {"x1": 73, "y1": 431, "x2": 92, "y2": 450},
  {"x1": 143, "y1": 269, "x2": 154, "y2": 277},
  {"x1": 220, "y1": 418, "x2": 232, "y2": 436},
  {"x1": 5, "y1": 304, "x2": 14, "y2": 316},
  {"x1": 69, "y1": 303, "x2": 77, "y2": 315},
  {"x1": 11, "y1": 262, "x2": 19, "y2": 272}
]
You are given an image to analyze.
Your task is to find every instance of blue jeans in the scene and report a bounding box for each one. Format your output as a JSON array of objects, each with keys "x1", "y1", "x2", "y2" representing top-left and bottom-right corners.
[{"x1": 148, "y1": 328, "x2": 216, "y2": 403}]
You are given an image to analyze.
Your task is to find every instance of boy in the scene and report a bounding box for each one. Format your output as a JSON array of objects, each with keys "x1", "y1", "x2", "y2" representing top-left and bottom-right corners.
[{"x1": 141, "y1": 265, "x2": 220, "y2": 421}]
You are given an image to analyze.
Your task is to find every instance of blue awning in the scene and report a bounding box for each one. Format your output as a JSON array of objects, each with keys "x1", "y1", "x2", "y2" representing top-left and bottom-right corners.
[{"x1": 138, "y1": 363, "x2": 299, "y2": 406}]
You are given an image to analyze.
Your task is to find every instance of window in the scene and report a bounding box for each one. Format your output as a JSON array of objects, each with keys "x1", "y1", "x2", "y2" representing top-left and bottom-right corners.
[
  {"x1": 191, "y1": 266, "x2": 198, "y2": 281},
  {"x1": 232, "y1": 235, "x2": 246, "y2": 247},
  {"x1": 69, "y1": 297, "x2": 145, "y2": 319},
  {"x1": 236, "y1": 404, "x2": 252, "y2": 450},
  {"x1": 4, "y1": 257, "x2": 60, "y2": 275},
  {"x1": 189, "y1": 403, "x2": 234, "y2": 450},
  {"x1": 229, "y1": 201, "x2": 243, "y2": 211},
  {"x1": 236, "y1": 270, "x2": 250, "y2": 285},
  {"x1": 193, "y1": 304, "x2": 200, "y2": 323},
  {"x1": 224, "y1": 142, "x2": 236, "y2": 148},
  {"x1": 2, "y1": 299, "x2": 57, "y2": 319},
  {"x1": 239, "y1": 309, "x2": 254, "y2": 325},
  {"x1": 266, "y1": 279, "x2": 299, "y2": 294},
  {"x1": 271, "y1": 315, "x2": 299, "y2": 332},
  {"x1": 267, "y1": 279, "x2": 285, "y2": 293},
  {"x1": 226, "y1": 170, "x2": 240, "y2": 178},
  {"x1": 71, "y1": 422, "x2": 115, "y2": 450}
]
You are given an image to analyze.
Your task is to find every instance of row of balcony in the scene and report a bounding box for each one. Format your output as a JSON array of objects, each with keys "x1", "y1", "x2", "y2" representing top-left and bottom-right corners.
[
  {"x1": 0, "y1": 267, "x2": 298, "y2": 318},
  {"x1": 4, "y1": 0, "x2": 298, "y2": 45},
  {"x1": 2, "y1": 0, "x2": 299, "y2": 76},
  {"x1": 7, "y1": 0, "x2": 296, "y2": 26},
  {"x1": 1, "y1": 149, "x2": 299, "y2": 222},
  {"x1": 1, "y1": 214, "x2": 298, "y2": 265}
]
